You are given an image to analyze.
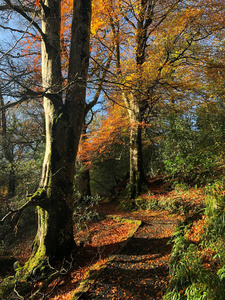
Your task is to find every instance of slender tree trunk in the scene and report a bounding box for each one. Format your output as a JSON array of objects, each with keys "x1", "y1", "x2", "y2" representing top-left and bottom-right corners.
[
  {"x1": 126, "y1": 0, "x2": 152, "y2": 197},
  {"x1": 127, "y1": 96, "x2": 144, "y2": 198},
  {"x1": 126, "y1": 0, "x2": 153, "y2": 197},
  {"x1": 113, "y1": 1, "x2": 152, "y2": 199},
  {"x1": 76, "y1": 126, "x2": 91, "y2": 197},
  {"x1": 0, "y1": 86, "x2": 15, "y2": 197},
  {"x1": 76, "y1": 164, "x2": 91, "y2": 197}
]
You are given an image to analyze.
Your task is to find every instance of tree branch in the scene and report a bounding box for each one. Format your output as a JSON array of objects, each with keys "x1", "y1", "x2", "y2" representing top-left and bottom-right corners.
[
  {"x1": 0, "y1": 15, "x2": 37, "y2": 60},
  {"x1": 2, "y1": 0, "x2": 45, "y2": 40},
  {"x1": 85, "y1": 52, "x2": 112, "y2": 115},
  {"x1": 0, "y1": 189, "x2": 47, "y2": 224}
]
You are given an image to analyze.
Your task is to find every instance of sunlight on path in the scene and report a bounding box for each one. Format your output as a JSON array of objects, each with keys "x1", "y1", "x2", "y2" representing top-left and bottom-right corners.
[{"x1": 79, "y1": 212, "x2": 178, "y2": 300}]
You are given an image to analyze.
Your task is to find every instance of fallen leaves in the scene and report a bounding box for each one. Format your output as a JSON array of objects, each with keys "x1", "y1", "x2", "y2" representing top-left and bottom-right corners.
[
  {"x1": 49, "y1": 217, "x2": 138, "y2": 299},
  {"x1": 2, "y1": 191, "x2": 188, "y2": 299},
  {"x1": 186, "y1": 216, "x2": 206, "y2": 243},
  {"x1": 79, "y1": 204, "x2": 178, "y2": 300}
]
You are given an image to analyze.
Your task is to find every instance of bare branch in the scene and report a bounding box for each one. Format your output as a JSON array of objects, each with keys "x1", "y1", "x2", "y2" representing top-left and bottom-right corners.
[
  {"x1": 85, "y1": 52, "x2": 113, "y2": 115},
  {"x1": 2, "y1": 0, "x2": 44, "y2": 40},
  {"x1": 0, "y1": 15, "x2": 37, "y2": 60},
  {"x1": 1, "y1": 189, "x2": 47, "y2": 224},
  {"x1": 1, "y1": 199, "x2": 34, "y2": 224}
]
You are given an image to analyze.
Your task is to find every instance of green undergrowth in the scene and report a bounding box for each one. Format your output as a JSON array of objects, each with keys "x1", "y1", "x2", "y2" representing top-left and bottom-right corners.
[
  {"x1": 116, "y1": 181, "x2": 204, "y2": 217},
  {"x1": 133, "y1": 195, "x2": 203, "y2": 218},
  {"x1": 163, "y1": 181, "x2": 225, "y2": 300}
]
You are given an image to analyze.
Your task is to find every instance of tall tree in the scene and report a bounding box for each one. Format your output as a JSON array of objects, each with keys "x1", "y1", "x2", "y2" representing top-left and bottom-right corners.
[
  {"x1": 92, "y1": 0, "x2": 225, "y2": 198},
  {"x1": 0, "y1": 0, "x2": 92, "y2": 277}
]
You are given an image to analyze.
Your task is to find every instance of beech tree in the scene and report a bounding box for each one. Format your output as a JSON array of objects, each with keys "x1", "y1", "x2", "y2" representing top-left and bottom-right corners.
[
  {"x1": 0, "y1": 0, "x2": 92, "y2": 280},
  {"x1": 91, "y1": 0, "x2": 225, "y2": 198}
]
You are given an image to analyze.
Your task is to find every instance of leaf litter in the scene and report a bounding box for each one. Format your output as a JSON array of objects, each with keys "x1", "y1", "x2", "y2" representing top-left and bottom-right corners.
[{"x1": 2, "y1": 184, "x2": 206, "y2": 299}]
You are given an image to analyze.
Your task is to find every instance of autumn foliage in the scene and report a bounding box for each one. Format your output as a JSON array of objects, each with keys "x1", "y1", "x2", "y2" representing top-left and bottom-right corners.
[
  {"x1": 1, "y1": 0, "x2": 225, "y2": 299},
  {"x1": 78, "y1": 103, "x2": 129, "y2": 168}
]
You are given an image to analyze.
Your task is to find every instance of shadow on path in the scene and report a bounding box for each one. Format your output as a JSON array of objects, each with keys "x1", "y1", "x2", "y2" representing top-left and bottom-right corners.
[{"x1": 80, "y1": 220, "x2": 175, "y2": 300}]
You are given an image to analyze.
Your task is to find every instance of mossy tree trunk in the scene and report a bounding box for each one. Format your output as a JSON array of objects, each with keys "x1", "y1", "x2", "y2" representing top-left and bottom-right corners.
[
  {"x1": 24, "y1": 0, "x2": 92, "y2": 269},
  {"x1": 76, "y1": 165, "x2": 91, "y2": 198}
]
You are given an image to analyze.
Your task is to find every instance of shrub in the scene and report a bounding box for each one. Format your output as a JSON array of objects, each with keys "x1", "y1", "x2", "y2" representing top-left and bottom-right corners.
[{"x1": 164, "y1": 185, "x2": 225, "y2": 300}]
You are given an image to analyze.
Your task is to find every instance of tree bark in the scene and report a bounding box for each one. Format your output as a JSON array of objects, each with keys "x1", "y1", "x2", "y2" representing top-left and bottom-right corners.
[
  {"x1": 24, "y1": 0, "x2": 92, "y2": 268},
  {"x1": 126, "y1": 1, "x2": 153, "y2": 197},
  {"x1": 76, "y1": 126, "x2": 91, "y2": 197},
  {"x1": 127, "y1": 95, "x2": 145, "y2": 198},
  {"x1": 76, "y1": 163, "x2": 91, "y2": 197},
  {"x1": 113, "y1": 1, "x2": 152, "y2": 198},
  {"x1": 0, "y1": 85, "x2": 15, "y2": 197}
]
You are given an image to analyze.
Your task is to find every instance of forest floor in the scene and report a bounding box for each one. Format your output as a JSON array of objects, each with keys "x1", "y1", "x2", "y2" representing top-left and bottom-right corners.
[
  {"x1": 78, "y1": 204, "x2": 178, "y2": 300},
  {"x1": 0, "y1": 180, "x2": 206, "y2": 299}
]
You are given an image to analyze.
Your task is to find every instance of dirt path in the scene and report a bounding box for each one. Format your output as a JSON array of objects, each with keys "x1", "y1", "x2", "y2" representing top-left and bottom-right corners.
[
  {"x1": 79, "y1": 206, "x2": 178, "y2": 300},
  {"x1": 0, "y1": 203, "x2": 179, "y2": 299}
]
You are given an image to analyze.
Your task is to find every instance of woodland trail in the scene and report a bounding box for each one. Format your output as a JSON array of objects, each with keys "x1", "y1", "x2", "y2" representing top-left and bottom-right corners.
[
  {"x1": 0, "y1": 201, "x2": 180, "y2": 299},
  {"x1": 78, "y1": 203, "x2": 178, "y2": 300}
]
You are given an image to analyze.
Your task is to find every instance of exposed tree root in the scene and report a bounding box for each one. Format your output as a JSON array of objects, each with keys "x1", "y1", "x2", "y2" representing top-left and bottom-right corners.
[{"x1": 0, "y1": 254, "x2": 76, "y2": 299}]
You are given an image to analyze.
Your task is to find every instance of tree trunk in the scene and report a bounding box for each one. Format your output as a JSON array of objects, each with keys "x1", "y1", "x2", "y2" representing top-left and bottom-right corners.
[
  {"x1": 23, "y1": 0, "x2": 92, "y2": 270},
  {"x1": 114, "y1": 1, "x2": 151, "y2": 199},
  {"x1": 125, "y1": 0, "x2": 152, "y2": 198},
  {"x1": 127, "y1": 96, "x2": 144, "y2": 198},
  {"x1": 76, "y1": 126, "x2": 91, "y2": 197},
  {"x1": 76, "y1": 164, "x2": 91, "y2": 197},
  {"x1": 0, "y1": 85, "x2": 15, "y2": 197}
]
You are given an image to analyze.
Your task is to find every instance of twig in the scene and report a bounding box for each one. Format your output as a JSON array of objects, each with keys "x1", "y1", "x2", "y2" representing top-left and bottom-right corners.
[
  {"x1": 13, "y1": 284, "x2": 24, "y2": 300},
  {"x1": 39, "y1": 256, "x2": 77, "y2": 299},
  {"x1": 30, "y1": 271, "x2": 60, "y2": 300},
  {"x1": 0, "y1": 9, "x2": 37, "y2": 61},
  {"x1": 0, "y1": 192, "x2": 46, "y2": 224}
]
